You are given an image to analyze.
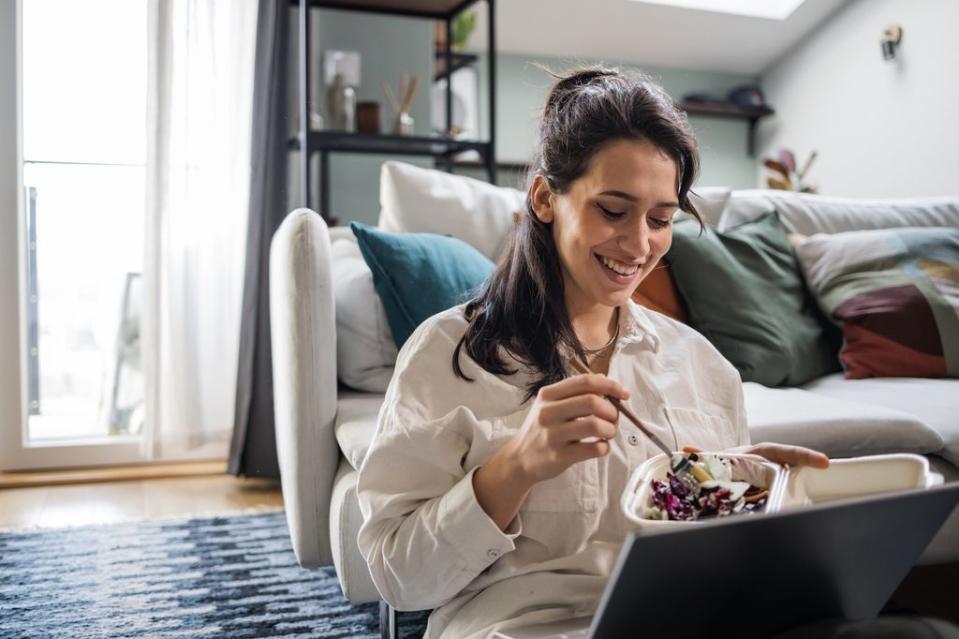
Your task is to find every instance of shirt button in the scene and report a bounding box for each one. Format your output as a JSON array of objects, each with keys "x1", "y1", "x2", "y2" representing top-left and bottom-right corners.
[
  {"x1": 487, "y1": 549, "x2": 500, "y2": 559},
  {"x1": 628, "y1": 433, "x2": 639, "y2": 446}
]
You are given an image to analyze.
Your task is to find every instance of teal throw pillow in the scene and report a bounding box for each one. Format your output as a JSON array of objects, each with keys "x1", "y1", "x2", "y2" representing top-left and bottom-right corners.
[
  {"x1": 667, "y1": 211, "x2": 840, "y2": 386},
  {"x1": 350, "y1": 222, "x2": 494, "y2": 350}
]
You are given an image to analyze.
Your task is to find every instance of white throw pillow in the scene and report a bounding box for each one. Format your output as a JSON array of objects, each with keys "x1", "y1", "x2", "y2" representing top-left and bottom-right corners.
[
  {"x1": 378, "y1": 160, "x2": 526, "y2": 260},
  {"x1": 680, "y1": 186, "x2": 731, "y2": 227},
  {"x1": 330, "y1": 239, "x2": 396, "y2": 392}
]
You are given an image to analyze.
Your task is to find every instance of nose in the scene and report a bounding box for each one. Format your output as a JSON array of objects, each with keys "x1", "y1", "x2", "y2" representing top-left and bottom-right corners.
[{"x1": 618, "y1": 213, "x2": 652, "y2": 261}]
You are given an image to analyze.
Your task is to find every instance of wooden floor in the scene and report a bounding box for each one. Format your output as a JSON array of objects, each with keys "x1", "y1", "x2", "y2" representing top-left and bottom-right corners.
[{"x1": 0, "y1": 473, "x2": 284, "y2": 531}]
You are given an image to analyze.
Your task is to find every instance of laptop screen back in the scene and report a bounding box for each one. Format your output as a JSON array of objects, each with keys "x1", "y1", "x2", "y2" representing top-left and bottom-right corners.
[{"x1": 588, "y1": 484, "x2": 959, "y2": 639}]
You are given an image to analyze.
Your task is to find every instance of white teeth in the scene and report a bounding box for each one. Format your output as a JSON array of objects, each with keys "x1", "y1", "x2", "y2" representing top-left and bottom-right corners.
[{"x1": 599, "y1": 254, "x2": 639, "y2": 276}]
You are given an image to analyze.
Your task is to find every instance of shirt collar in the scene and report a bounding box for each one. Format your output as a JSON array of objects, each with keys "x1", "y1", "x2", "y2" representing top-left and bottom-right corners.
[{"x1": 619, "y1": 299, "x2": 661, "y2": 352}]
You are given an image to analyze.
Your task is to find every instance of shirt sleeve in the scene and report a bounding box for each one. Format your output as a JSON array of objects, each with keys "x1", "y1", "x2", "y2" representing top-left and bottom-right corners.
[{"x1": 355, "y1": 323, "x2": 523, "y2": 612}]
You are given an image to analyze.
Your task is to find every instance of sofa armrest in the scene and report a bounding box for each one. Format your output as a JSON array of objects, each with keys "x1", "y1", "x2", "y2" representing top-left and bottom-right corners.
[{"x1": 270, "y1": 208, "x2": 339, "y2": 568}]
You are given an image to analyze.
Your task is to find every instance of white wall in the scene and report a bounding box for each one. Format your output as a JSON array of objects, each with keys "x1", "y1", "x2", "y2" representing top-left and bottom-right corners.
[
  {"x1": 0, "y1": 0, "x2": 24, "y2": 459},
  {"x1": 758, "y1": 0, "x2": 959, "y2": 198}
]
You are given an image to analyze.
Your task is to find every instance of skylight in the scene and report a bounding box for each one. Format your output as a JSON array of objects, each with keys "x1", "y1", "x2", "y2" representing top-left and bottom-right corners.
[{"x1": 631, "y1": 0, "x2": 808, "y2": 20}]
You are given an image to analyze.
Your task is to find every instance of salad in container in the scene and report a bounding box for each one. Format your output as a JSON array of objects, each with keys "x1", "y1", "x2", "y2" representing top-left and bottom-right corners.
[{"x1": 622, "y1": 452, "x2": 786, "y2": 529}]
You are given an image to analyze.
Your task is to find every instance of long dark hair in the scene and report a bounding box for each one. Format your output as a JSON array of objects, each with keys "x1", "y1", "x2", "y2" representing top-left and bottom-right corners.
[{"x1": 452, "y1": 65, "x2": 704, "y2": 402}]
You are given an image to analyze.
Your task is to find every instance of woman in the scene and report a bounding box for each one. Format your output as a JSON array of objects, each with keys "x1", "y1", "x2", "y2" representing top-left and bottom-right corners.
[{"x1": 356, "y1": 66, "x2": 830, "y2": 639}]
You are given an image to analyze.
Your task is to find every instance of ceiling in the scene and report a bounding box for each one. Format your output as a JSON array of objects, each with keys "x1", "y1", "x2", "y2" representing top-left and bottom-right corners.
[{"x1": 465, "y1": 0, "x2": 848, "y2": 76}]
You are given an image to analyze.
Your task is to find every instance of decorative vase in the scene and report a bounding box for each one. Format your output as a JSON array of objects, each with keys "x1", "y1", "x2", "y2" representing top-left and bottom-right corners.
[{"x1": 327, "y1": 73, "x2": 356, "y2": 132}]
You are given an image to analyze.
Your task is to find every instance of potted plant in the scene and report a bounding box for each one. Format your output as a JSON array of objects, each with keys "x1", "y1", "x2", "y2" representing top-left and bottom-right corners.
[
  {"x1": 764, "y1": 148, "x2": 818, "y2": 193},
  {"x1": 450, "y1": 11, "x2": 476, "y2": 52}
]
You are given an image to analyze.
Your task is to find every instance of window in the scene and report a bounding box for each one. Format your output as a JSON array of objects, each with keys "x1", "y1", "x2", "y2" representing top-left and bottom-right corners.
[
  {"x1": 21, "y1": 0, "x2": 148, "y2": 442},
  {"x1": 629, "y1": 0, "x2": 807, "y2": 20}
]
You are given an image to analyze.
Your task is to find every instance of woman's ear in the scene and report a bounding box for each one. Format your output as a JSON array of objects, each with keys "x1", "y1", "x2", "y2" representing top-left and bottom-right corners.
[{"x1": 530, "y1": 175, "x2": 555, "y2": 224}]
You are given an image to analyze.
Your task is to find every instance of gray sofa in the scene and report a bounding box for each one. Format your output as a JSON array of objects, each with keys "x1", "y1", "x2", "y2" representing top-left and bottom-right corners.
[{"x1": 269, "y1": 177, "x2": 959, "y2": 609}]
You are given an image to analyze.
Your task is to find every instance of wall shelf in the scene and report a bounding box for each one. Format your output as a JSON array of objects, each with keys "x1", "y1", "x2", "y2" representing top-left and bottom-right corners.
[{"x1": 677, "y1": 100, "x2": 774, "y2": 156}]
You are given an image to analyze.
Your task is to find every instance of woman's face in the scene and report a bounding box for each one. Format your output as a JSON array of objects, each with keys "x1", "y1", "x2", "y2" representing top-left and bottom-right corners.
[{"x1": 531, "y1": 138, "x2": 679, "y2": 312}]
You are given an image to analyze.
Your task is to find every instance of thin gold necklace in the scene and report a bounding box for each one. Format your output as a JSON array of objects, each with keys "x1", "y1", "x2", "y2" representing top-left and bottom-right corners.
[{"x1": 582, "y1": 307, "x2": 621, "y2": 355}]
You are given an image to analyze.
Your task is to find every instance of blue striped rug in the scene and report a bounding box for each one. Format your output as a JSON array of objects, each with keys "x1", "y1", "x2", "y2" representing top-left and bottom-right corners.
[{"x1": 0, "y1": 511, "x2": 430, "y2": 638}]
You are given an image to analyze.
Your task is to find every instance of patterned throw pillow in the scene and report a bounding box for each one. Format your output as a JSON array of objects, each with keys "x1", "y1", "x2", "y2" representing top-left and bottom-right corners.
[{"x1": 794, "y1": 227, "x2": 959, "y2": 379}]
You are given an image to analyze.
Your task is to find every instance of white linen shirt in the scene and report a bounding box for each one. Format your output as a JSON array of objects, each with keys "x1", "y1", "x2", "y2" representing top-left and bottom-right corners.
[{"x1": 356, "y1": 299, "x2": 750, "y2": 639}]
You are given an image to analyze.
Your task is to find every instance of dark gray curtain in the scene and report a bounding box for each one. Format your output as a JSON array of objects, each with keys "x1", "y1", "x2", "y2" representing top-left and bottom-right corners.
[{"x1": 228, "y1": 0, "x2": 290, "y2": 478}]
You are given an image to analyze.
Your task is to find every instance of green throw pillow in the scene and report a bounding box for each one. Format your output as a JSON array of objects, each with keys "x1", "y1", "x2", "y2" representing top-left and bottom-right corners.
[
  {"x1": 667, "y1": 211, "x2": 840, "y2": 386},
  {"x1": 350, "y1": 222, "x2": 494, "y2": 350}
]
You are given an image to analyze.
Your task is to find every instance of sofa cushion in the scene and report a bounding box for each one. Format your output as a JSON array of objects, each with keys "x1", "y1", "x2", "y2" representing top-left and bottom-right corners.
[
  {"x1": 331, "y1": 240, "x2": 397, "y2": 392},
  {"x1": 378, "y1": 160, "x2": 525, "y2": 260},
  {"x1": 667, "y1": 211, "x2": 840, "y2": 386},
  {"x1": 335, "y1": 390, "x2": 385, "y2": 470},
  {"x1": 744, "y1": 382, "x2": 944, "y2": 459},
  {"x1": 794, "y1": 227, "x2": 959, "y2": 379},
  {"x1": 351, "y1": 222, "x2": 494, "y2": 349},
  {"x1": 801, "y1": 373, "x2": 959, "y2": 466},
  {"x1": 718, "y1": 190, "x2": 959, "y2": 235}
]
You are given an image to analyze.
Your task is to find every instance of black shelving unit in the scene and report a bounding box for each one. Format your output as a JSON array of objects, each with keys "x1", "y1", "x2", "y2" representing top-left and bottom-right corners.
[
  {"x1": 433, "y1": 49, "x2": 477, "y2": 81},
  {"x1": 293, "y1": 0, "x2": 497, "y2": 223}
]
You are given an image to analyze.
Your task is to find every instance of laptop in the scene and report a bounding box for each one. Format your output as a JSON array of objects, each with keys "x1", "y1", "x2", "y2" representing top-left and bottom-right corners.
[{"x1": 495, "y1": 482, "x2": 959, "y2": 639}]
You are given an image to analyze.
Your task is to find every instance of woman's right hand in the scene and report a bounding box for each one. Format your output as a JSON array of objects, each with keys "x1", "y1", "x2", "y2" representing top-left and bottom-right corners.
[
  {"x1": 473, "y1": 373, "x2": 630, "y2": 531},
  {"x1": 506, "y1": 373, "x2": 630, "y2": 486}
]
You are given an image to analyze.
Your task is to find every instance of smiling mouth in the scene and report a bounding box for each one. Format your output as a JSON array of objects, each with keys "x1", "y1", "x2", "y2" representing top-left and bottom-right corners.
[{"x1": 594, "y1": 252, "x2": 641, "y2": 277}]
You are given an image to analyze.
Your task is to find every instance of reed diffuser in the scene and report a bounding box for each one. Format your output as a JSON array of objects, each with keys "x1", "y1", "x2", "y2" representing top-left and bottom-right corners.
[{"x1": 383, "y1": 73, "x2": 420, "y2": 136}]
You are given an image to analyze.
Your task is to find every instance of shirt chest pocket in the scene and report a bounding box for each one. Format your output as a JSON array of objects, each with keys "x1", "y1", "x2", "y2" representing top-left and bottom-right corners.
[
  {"x1": 490, "y1": 412, "x2": 601, "y2": 513},
  {"x1": 663, "y1": 406, "x2": 737, "y2": 453},
  {"x1": 522, "y1": 458, "x2": 601, "y2": 513}
]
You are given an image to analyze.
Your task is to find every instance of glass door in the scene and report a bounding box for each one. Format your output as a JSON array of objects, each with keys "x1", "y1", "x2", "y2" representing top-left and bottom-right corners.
[{"x1": 2, "y1": 0, "x2": 149, "y2": 470}]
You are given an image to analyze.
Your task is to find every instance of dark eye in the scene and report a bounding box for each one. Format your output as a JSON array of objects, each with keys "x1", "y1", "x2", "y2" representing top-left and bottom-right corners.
[
  {"x1": 597, "y1": 204, "x2": 626, "y2": 219},
  {"x1": 650, "y1": 217, "x2": 672, "y2": 229}
]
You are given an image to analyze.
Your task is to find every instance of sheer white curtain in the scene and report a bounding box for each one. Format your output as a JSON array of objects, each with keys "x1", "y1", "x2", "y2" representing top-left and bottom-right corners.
[{"x1": 144, "y1": 0, "x2": 257, "y2": 459}]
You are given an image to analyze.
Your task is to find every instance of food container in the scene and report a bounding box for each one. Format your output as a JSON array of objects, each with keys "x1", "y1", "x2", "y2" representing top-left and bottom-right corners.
[
  {"x1": 621, "y1": 453, "x2": 786, "y2": 530},
  {"x1": 777, "y1": 453, "x2": 943, "y2": 510},
  {"x1": 622, "y1": 452, "x2": 943, "y2": 530}
]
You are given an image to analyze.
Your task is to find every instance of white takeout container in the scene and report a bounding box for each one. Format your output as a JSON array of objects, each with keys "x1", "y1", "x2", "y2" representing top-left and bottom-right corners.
[{"x1": 621, "y1": 452, "x2": 944, "y2": 530}]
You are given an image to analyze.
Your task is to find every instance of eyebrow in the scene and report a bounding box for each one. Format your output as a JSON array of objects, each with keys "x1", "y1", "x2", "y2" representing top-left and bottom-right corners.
[{"x1": 598, "y1": 190, "x2": 679, "y2": 208}]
